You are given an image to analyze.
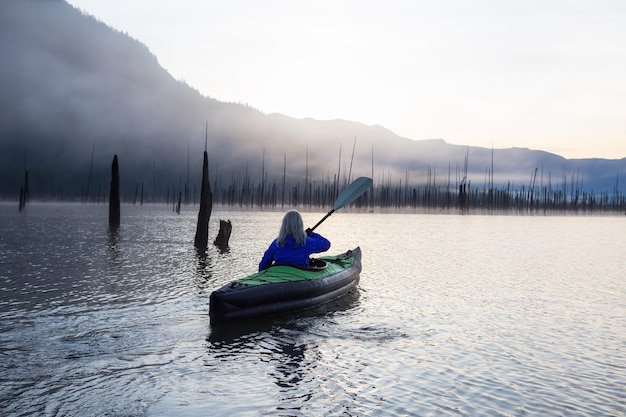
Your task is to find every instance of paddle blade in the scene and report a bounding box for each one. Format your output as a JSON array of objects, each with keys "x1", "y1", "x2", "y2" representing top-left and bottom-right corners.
[{"x1": 333, "y1": 177, "x2": 373, "y2": 210}]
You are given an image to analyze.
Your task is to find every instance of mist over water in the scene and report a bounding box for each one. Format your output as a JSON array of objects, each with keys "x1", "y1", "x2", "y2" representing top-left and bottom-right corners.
[
  {"x1": 1, "y1": 203, "x2": 624, "y2": 416},
  {"x1": 3, "y1": 0, "x2": 626, "y2": 201}
]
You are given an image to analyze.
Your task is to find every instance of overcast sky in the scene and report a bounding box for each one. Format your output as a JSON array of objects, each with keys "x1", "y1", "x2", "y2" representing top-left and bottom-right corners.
[{"x1": 66, "y1": 0, "x2": 625, "y2": 159}]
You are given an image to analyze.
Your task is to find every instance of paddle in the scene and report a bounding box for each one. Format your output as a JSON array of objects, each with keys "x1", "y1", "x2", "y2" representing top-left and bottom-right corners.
[{"x1": 308, "y1": 176, "x2": 373, "y2": 233}]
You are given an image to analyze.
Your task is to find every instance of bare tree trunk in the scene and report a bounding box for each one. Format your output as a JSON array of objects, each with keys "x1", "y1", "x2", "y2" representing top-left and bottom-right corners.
[
  {"x1": 109, "y1": 155, "x2": 120, "y2": 229},
  {"x1": 194, "y1": 150, "x2": 213, "y2": 250}
]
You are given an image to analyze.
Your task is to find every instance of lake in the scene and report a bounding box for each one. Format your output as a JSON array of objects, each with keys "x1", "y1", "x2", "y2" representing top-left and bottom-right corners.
[{"x1": 1, "y1": 203, "x2": 624, "y2": 416}]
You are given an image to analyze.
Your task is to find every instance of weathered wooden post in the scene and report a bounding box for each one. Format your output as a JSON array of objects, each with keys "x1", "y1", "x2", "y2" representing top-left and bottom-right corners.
[
  {"x1": 213, "y1": 219, "x2": 232, "y2": 251},
  {"x1": 109, "y1": 155, "x2": 120, "y2": 229},
  {"x1": 194, "y1": 150, "x2": 213, "y2": 250}
]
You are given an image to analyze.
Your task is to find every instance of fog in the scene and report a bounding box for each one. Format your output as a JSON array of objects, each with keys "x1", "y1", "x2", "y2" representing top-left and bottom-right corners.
[{"x1": 1, "y1": 0, "x2": 624, "y2": 201}]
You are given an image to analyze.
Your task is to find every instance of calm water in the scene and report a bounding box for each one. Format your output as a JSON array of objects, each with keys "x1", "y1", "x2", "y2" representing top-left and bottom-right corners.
[{"x1": 1, "y1": 203, "x2": 624, "y2": 416}]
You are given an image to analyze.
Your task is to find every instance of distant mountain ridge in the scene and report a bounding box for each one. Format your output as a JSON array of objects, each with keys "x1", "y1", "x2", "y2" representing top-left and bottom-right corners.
[{"x1": 1, "y1": 0, "x2": 624, "y2": 200}]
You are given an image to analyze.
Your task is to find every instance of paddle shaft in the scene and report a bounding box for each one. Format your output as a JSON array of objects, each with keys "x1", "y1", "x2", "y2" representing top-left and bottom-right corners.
[{"x1": 308, "y1": 209, "x2": 335, "y2": 233}]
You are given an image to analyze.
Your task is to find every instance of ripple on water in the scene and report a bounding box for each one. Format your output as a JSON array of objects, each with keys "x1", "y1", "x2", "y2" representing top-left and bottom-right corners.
[{"x1": 2, "y1": 206, "x2": 625, "y2": 416}]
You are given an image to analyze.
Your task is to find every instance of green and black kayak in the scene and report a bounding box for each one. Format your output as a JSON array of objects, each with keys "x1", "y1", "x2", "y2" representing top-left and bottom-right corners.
[{"x1": 209, "y1": 247, "x2": 362, "y2": 325}]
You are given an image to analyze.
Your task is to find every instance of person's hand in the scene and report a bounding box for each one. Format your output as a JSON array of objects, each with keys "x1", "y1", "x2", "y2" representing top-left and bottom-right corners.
[{"x1": 305, "y1": 228, "x2": 312, "y2": 236}]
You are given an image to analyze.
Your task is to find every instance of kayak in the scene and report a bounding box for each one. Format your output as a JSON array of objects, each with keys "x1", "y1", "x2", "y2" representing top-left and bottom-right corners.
[{"x1": 209, "y1": 247, "x2": 362, "y2": 325}]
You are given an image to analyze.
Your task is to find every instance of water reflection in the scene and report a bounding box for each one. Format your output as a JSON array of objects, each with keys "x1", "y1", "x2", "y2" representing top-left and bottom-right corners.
[
  {"x1": 272, "y1": 339, "x2": 308, "y2": 389},
  {"x1": 107, "y1": 226, "x2": 119, "y2": 253},
  {"x1": 108, "y1": 222, "x2": 119, "y2": 235},
  {"x1": 207, "y1": 319, "x2": 313, "y2": 413},
  {"x1": 194, "y1": 249, "x2": 213, "y2": 292},
  {"x1": 206, "y1": 289, "x2": 361, "y2": 414}
]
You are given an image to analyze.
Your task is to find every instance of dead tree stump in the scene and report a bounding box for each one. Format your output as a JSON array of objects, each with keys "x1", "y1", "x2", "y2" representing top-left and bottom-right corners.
[
  {"x1": 213, "y1": 219, "x2": 232, "y2": 251},
  {"x1": 109, "y1": 155, "x2": 120, "y2": 229},
  {"x1": 194, "y1": 150, "x2": 213, "y2": 250}
]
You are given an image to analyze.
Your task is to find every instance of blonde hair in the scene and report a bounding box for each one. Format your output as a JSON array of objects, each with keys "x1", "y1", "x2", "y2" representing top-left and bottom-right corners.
[{"x1": 277, "y1": 210, "x2": 307, "y2": 246}]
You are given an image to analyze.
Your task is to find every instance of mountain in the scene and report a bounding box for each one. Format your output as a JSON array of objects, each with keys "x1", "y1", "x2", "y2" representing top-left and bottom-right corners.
[{"x1": 1, "y1": 0, "x2": 624, "y2": 201}]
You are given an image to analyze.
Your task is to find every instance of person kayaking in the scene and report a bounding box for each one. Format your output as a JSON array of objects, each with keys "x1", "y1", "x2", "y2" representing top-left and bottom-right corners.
[{"x1": 259, "y1": 209, "x2": 331, "y2": 271}]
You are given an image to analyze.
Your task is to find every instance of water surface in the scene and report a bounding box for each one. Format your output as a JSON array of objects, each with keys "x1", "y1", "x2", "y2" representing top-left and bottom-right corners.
[{"x1": 1, "y1": 203, "x2": 624, "y2": 416}]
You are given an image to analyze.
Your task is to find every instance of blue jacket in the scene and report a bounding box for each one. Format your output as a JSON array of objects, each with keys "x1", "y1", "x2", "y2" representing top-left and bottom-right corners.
[{"x1": 258, "y1": 232, "x2": 331, "y2": 271}]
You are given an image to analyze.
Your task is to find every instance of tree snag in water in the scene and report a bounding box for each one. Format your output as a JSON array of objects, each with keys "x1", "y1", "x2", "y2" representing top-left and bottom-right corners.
[
  {"x1": 194, "y1": 150, "x2": 213, "y2": 250},
  {"x1": 213, "y1": 219, "x2": 232, "y2": 251},
  {"x1": 109, "y1": 155, "x2": 120, "y2": 229}
]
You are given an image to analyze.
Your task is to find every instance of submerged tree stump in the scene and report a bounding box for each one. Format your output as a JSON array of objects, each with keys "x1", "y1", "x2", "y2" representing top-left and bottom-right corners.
[
  {"x1": 109, "y1": 155, "x2": 120, "y2": 229},
  {"x1": 213, "y1": 219, "x2": 232, "y2": 251},
  {"x1": 194, "y1": 150, "x2": 213, "y2": 250}
]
